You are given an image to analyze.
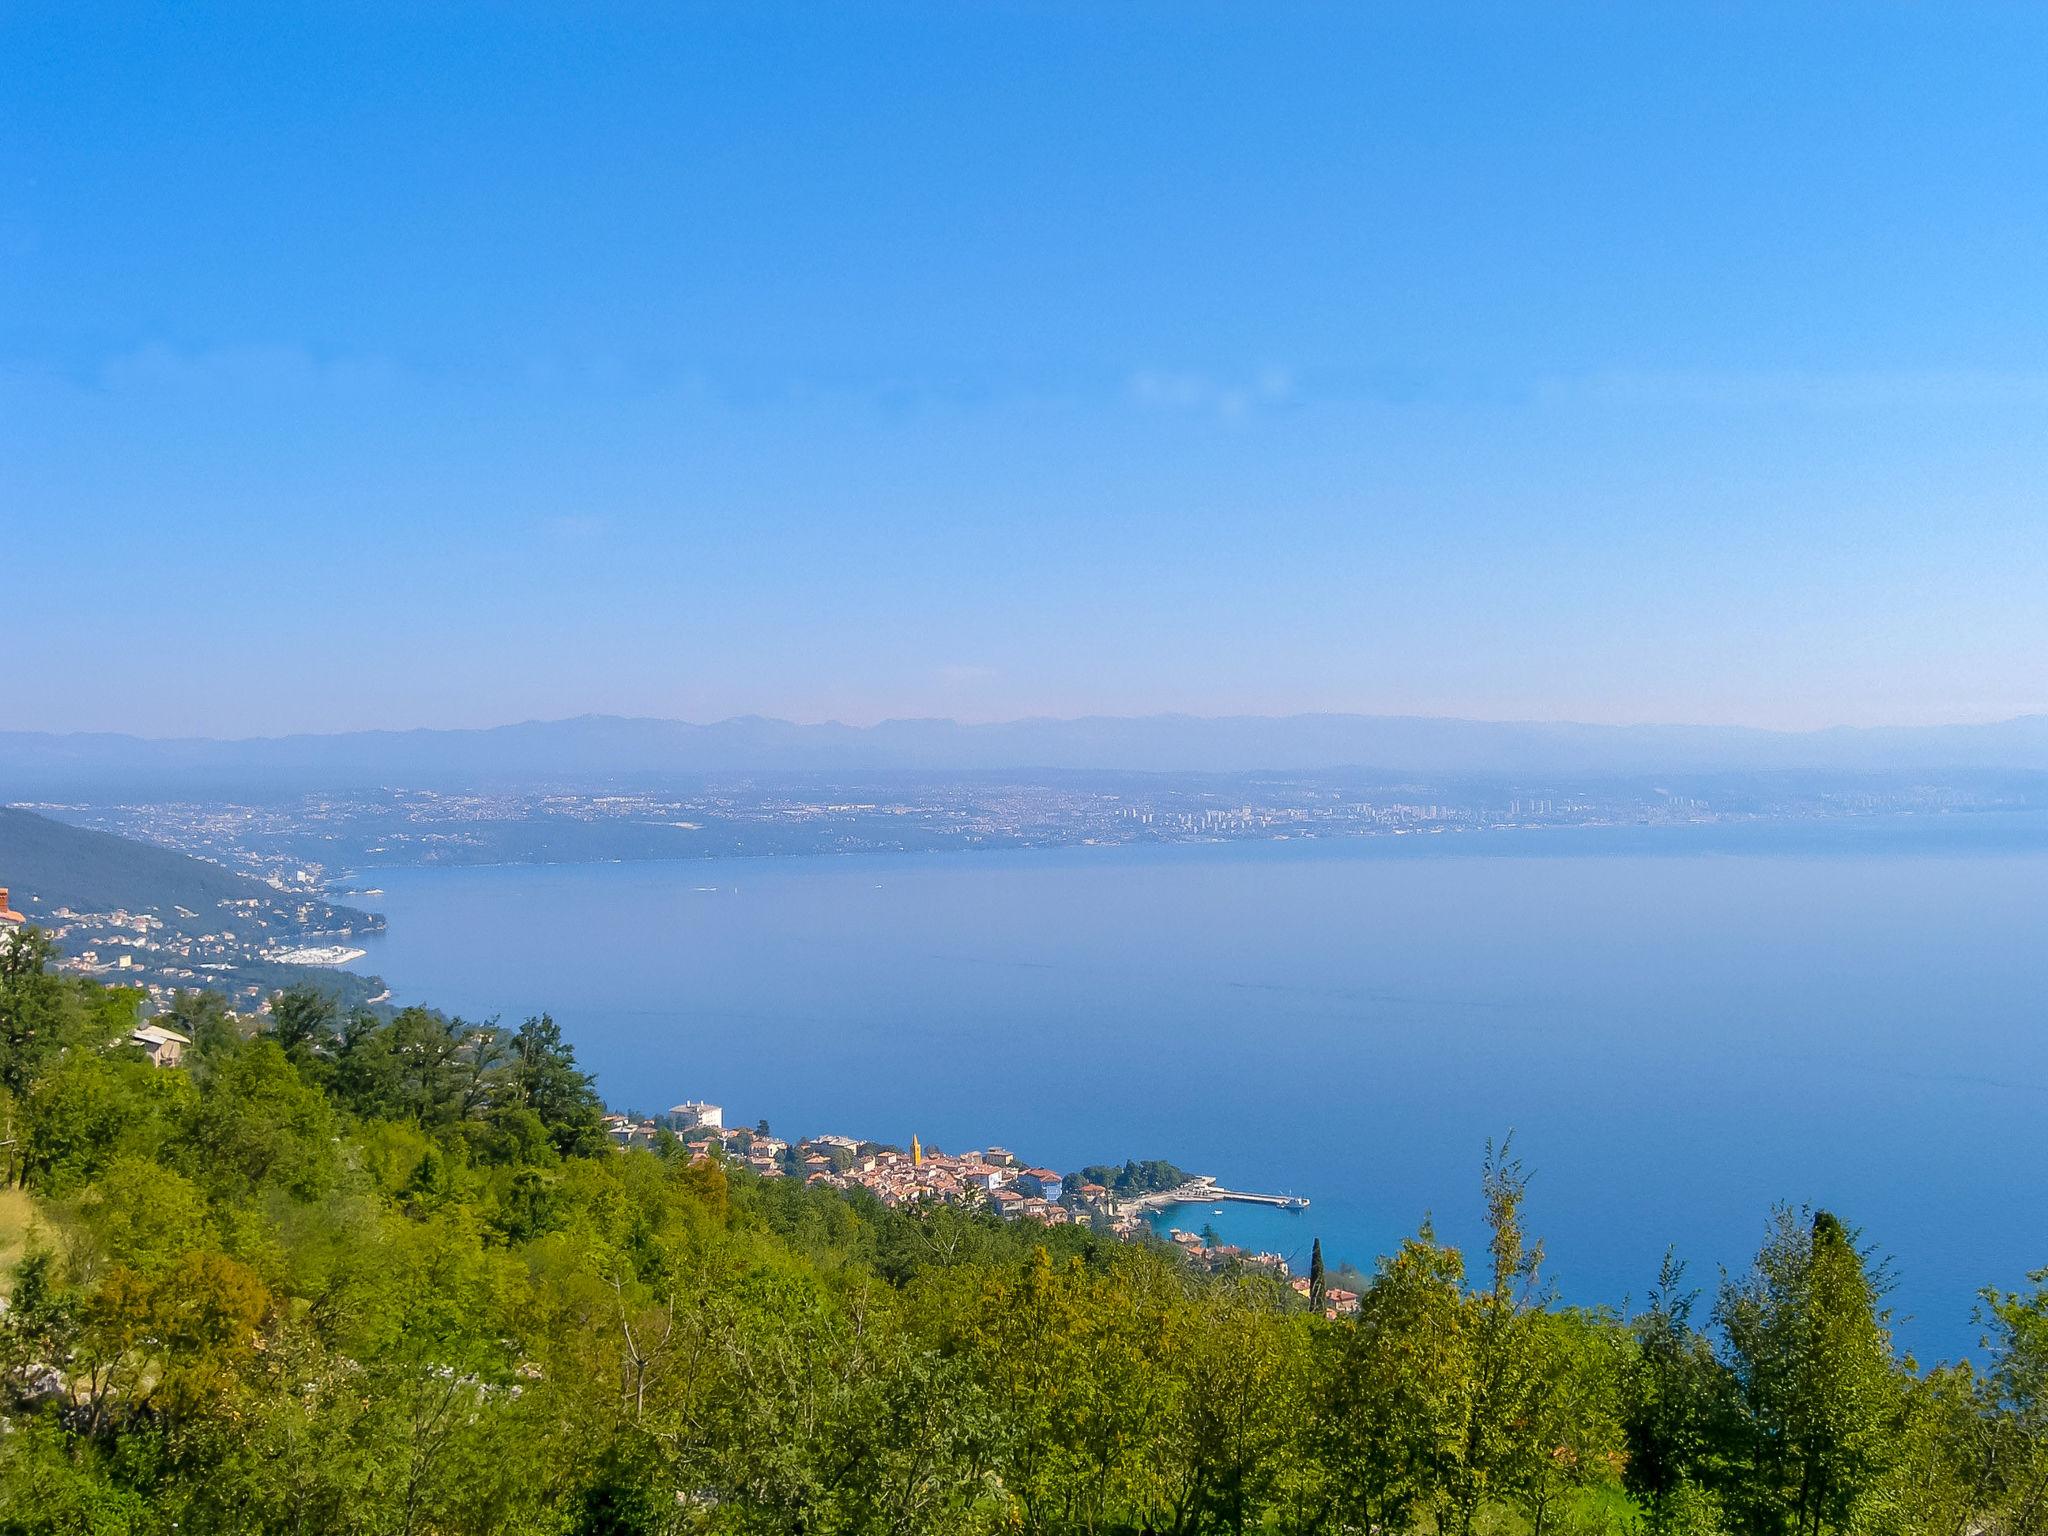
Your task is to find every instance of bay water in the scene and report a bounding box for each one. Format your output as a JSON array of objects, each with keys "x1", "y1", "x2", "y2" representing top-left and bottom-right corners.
[{"x1": 355, "y1": 817, "x2": 2048, "y2": 1360}]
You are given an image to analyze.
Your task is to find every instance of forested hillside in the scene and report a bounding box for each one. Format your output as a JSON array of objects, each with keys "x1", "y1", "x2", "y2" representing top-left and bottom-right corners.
[
  {"x1": 0, "y1": 807, "x2": 378, "y2": 939},
  {"x1": 0, "y1": 924, "x2": 2041, "y2": 1535}
]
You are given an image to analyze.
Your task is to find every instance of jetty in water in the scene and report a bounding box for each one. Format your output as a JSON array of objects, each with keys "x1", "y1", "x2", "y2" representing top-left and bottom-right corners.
[{"x1": 1125, "y1": 1175, "x2": 1309, "y2": 1214}]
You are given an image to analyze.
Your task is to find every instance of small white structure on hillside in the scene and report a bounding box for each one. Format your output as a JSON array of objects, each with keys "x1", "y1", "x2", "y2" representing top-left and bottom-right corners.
[{"x1": 130, "y1": 1024, "x2": 191, "y2": 1070}]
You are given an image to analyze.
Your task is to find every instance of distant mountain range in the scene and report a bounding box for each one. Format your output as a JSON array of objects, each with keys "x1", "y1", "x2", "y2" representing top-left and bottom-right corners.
[{"x1": 5, "y1": 712, "x2": 2048, "y2": 790}]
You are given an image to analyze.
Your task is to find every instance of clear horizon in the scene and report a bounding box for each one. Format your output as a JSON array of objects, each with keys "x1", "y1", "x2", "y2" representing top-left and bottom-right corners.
[
  {"x1": 8, "y1": 4, "x2": 2047, "y2": 736},
  {"x1": 8, "y1": 704, "x2": 2048, "y2": 745}
]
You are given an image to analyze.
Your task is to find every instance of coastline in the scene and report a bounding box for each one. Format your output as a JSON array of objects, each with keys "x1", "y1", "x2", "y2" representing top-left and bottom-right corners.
[{"x1": 343, "y1": 824, "x2": 2048, "y2": 1361}]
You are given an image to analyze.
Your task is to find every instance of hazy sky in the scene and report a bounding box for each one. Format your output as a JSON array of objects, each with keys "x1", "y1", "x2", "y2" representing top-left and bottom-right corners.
[{"x1": 6, "y1": 3, "x2": 2047, "y2": 737}]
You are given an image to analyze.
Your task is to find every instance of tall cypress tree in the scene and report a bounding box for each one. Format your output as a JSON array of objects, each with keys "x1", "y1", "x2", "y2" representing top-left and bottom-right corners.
[{"x1": 1309, "y1": 1237, "x2": 1327, "y2": 1312}]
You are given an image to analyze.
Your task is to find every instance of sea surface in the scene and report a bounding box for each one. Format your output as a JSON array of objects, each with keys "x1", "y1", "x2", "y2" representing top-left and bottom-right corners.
[{"x1": 354, "y1": 816, "x2": 2048, "y2": 1360}]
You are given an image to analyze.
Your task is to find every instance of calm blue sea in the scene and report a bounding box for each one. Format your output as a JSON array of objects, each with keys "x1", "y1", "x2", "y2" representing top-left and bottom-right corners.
[{"x1": 354, "y1": 816, "x2": 2048, "y2": 1361}]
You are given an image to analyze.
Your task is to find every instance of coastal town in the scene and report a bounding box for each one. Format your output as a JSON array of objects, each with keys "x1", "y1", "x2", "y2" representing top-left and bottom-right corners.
[
  {"x1": 600, "y1": 1098, "x2": 1357, "y2": 1312},
  {"x1": 16, "y1": 895, "x2": 381, "y2": 1011},
  {"x1": 32, "y1": 768, "x2": 2004, "y2": 891},
  {"x1": 0, "y1": 803, "x2": 391, "y2": 1011}
]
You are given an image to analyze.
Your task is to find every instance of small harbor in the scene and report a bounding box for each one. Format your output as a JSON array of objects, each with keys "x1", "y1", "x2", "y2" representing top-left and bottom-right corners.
[{"x1": 1124, "y1": 1175, "x2": 1309, "y2": 1215}]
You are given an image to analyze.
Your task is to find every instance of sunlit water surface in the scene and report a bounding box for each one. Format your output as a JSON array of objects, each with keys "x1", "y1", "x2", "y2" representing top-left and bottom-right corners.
[{"x1": 356, "y1": 817, "x2": 2048, "y2": 1360}]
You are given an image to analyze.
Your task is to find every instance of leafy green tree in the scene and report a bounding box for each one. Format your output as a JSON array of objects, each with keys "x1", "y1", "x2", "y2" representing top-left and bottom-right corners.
[
  {"x1": 178, "y1": 1034, "x2": 340, "y2": 1199},
  {"x1": 1978, "y1": 1268, "x2": 2048, "y2": 1533},
  {"x1": 65, "y1": 1246, "x2": 270, "y2": 1435},
  {"x1": 678, "y1": 1264, "x2": 868, "y2": 1531},
  {"x1": 0, "y1": 1419, "x2": 147, "y2": 1533},
  {"x1": 944, "y1": 1246, "x2": 1188, "y2": 1534},
  {"x1": 329, "y1": 1004, "x2": 401, "y2": 1115},
  {"x1": 1626, "y1": 1252, "x2": 1736, "y2": 1531},
  {"x1": 331, "y1": 1005, "x2": 489, "y2": 1126},
  {"x1": 448, "y1": 1022, "x2": 510, "y2": 1122},
  {"x1": 0, "y1": 965, "x2": 1995, "y2": 1535},
  {"x1": 1718, "y1": 1208, "x2": 1903, "y2": 1535},
  {"x1": 1071, "y1": 1157, "x2": 1190, "y2": 1198},
  {"x1": 508, "y1": 1012, "x2": 605, "y2": 1156},
  {"x1": 491, "y1": 1166, "x2": 563, "y2": 1243},
  {"x1": 267, "y1": 984, "x2": 340, "y2": 1070},
  {"x1": 1445, "y1": 1139, "x2": 1555, "y2": 1535},
  {"x1": 836, "y1": 1338, "x2": 1004, "y2": 1536},
  {"x1": 19, "y1": 1048, "x2": 187, "y2": 1193},
  {"x1": 473, "y1": 1103, "x2": 560, "y2": 1169},
  {"x1": 384, "y1": 1008, "x2": 475, "y2": 1124},
  {"x1": 573, "y1": 1444, "x2": 688, "y2": 1536},
  {"x1": 71, "y1": 1155, "x2": 214, "y2": 1280},
  {"x1": 0, "y1": 927, "x2": 72, "y2": 1098},
  {"x1": 0, "y1": 1245, "x2": 80, "y2": 1386},
  {"x1": 1875, "y1": 1361, "x2": 1991, "y2": 1536},
  {"x1": 1513, "y1": 1307, "x2": 1630, "y2": 1535},
  {"x1": 160, "y1": 986, "x2": 241, "y2": 1058},
  {"x1": 1321, "y1": 1222, "x2": 1474, "y2": 1531},
  {"x1": 1162, "y1": 1278, "x2": 1312, "y2": 1535}
]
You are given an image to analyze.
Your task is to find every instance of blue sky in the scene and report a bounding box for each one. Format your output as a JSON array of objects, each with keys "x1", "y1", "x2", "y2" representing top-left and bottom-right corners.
[{"x1": 5, "y1": 2, "x2": 2046, "y2": 736}]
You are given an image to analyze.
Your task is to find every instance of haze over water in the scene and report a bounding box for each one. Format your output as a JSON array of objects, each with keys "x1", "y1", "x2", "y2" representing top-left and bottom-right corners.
[{"x1": 357, "y1": 817, "x2": 2048, "y2": 1361}]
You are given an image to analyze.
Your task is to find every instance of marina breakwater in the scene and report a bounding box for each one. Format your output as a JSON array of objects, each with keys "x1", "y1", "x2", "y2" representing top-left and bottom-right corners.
[{"x1": 1123, "y1": 1175, "x2": 1309, "y2": 1214}]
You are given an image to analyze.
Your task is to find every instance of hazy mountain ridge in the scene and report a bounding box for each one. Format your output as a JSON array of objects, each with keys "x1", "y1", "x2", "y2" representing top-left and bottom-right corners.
[{"x1": 4, "y1": 711, "x2": 2048, "y2": 788}]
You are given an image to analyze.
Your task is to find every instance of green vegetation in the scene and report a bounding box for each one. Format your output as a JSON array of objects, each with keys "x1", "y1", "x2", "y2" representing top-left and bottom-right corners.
[
  {"x1": 0, "y1": 808, "x2": 388, "y2": 1010},
  {"x1": 0, "y1": 807, "x2": 379, "y2": 939},
  {"x1": 0, "y1": 925, "x2": 2045, "y2": 1534},
  {"x1": 1068, "y1": 1158, "x2": 1191, "y2": 1198}
]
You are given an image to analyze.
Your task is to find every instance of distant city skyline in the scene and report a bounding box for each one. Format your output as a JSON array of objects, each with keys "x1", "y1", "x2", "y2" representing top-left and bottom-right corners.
[{"x1": 8, "y1": 4, "x2": 2047, "y2": 737}]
